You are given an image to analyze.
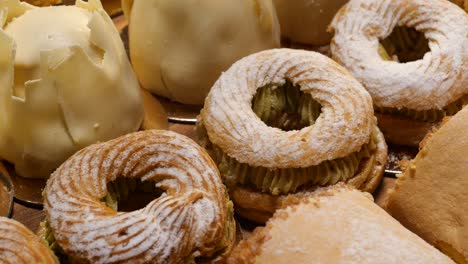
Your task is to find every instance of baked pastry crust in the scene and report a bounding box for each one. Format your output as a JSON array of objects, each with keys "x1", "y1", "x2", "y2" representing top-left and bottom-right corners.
[
  {"x1": 330, "y1": 0, "x2": 467, "y2": 112},
  {"x1": 0, "y1": 217, "x2": 58, "y2": 263},
  {"x1": 228, "y1": 185, "x2": 455, "y2": 264},
  {"x1": 384, "y1": 106, "x2": 468, "y2": 263},
  {"x1": 44, "y1": 130, "x2": 235, "y2": 263}
]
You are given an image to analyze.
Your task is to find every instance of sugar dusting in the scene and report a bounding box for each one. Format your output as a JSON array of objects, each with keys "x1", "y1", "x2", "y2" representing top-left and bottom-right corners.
[{"x1": 43, "y1": 130, "x2": 228, "y2": 263}]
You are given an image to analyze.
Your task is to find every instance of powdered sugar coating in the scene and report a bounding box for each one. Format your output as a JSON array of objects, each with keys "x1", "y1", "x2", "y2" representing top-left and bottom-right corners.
[
  {"x1": 0, "y1": 217, "x2": 58, "y2": 263},
  {"x1": 330, "y1": 0, "x2": 468, "y2": 111},
  {"x1": 44, "y1": 130, "x2": 229, "y2": 264},
  {"x1": 201, "y1": 48, "x2": 375, "y2": 168}
]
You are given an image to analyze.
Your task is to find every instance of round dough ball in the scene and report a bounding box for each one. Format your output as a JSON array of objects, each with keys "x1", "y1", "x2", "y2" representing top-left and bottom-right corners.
[
  {"x1": 0, "y1": 0, "x2": 144, "y2": 178},
  {"x1": 124, "y1": 0, "x2": 281, "y2": 105},
  {"x1": 273, "y1": 0, "x2": 348, "y2": 45}
]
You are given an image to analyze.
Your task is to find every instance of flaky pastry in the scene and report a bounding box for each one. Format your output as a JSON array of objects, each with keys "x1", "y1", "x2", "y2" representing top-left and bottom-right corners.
[
  {"x1": 123, "y1": 0, "x2": 280, "y2": 105},
  {"x1": 198, "y1": 49, "x2": 387, "y2": 223},
  {"x1": 0, "y1": 217, "x2": 58, "y2": 263},
  {"x1": 0, "y1": 0, "x2": 144, "y2": 178},
  {"x1": 228, "y1": 185, "x2": 454, "y2": 264},
  {"x1": 43, "y1": 130, "x2": 235, "y2": 263},
  {"x1": 330, "y1": 0, "x2": 468, "y2": 146}
]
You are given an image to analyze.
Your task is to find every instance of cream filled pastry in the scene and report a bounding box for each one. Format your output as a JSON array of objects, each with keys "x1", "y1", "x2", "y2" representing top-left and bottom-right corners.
[
  {"x1": 43, "y1": 130, "x2": 235, "y2": 263},
  {"x1": 123, "y1": 0, "x2": 280, "y2": 105},
  {"x1": 273, "y1": 0, "x2": 348, "y2": 45},
  {"x1": 197, "y1": 49, "x2": 387, "y2": 223},
  {"x1": 0, "y1": 217, "x2": 58, "y2": 263},
  {"x1": 330, "y1": 0, "x2": 468, "y2": 146},
  {"x1": 0, "y1": 0, "x2": 144, "y2": 178},
  {"x1": 228, "y1": 185, "x2": 455, "y2": 264}
]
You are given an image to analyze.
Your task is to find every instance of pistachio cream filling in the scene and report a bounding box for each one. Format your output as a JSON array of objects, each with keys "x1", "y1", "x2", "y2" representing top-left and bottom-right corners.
[
  {"x1": 40, "y1": 180, "x2": 236, "y2": 263},
  {"x1": 198, "y1": 82, "x2": 379, "y2": 195},
  {"x1": 378, "y1": 27, "x2": 467, "y2": 121}
]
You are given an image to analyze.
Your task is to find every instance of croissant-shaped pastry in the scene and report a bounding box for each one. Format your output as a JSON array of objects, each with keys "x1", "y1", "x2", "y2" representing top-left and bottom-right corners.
[
  {"x1": 330, "y1": 0, "x2": 468, "y2": 146},
  {"x1": 197, "y1": 49, "x2": 387, "y2": 223},
  {"x1": 0, "y1": 217, "x2": 58, "y2": 263},
  {"x1": 43, "y1": 130, "x2": 235, "y2": 263}
]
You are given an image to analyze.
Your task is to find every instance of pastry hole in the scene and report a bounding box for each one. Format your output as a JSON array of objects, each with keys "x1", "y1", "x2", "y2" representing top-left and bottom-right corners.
[
  {"x1": 251, "y1": 79, "x2": 322, "y2": 131},
  {"x1": 379, "y1": 26, "x2": 430, "y2": 63},
  {"x1": 103, "y1": 178, "x2": 164, "y2": 212}
]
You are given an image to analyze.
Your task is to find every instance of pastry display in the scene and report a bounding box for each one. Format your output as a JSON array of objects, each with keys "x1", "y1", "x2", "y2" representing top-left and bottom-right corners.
[
  {"x1": 451, "y1": 0, "x2": 468, "y2": 11},
  {"x1": 384, "y1": 106, "x2": 468, "y2": 263},
  {"x1": 330, "y1": 0, "x2": 468, "y2": 146},
  {"x1": 0, "y1": 217, "x2": 58, "y2": 263},
  {"x1": 273, "y1": 0, "x2": 348, "y2": 45},
  {"x1": 42, "y1": 130, "x2": 235, "y2": 263},
  {"x1": 198, "y1": 49, "x2": 387, "y2": 223},
  {"x1": 228, "y1": 185, "x2": 455, "y2": 264},
  {"x1": 0, "y1": 0, "x2": 144, "y2": 178},
  {"x1": 123, "y1": 0, "x2": 280, "y2": 105},
  {"x1": 23, "y1": 0, "x2": 61, "y2": 6}
]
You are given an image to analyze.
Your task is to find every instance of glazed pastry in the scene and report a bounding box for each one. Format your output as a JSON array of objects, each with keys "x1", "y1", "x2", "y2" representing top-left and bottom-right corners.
[
  {"x1": 330, "y1": 0, "x2": 468, "y2": 146},
  {"x1": 43, "y1": 130, "x2": 235, "y2": 263},
  {"x1": 273, "y1": 0, "x2": 348, "y2": 45},
  {"x1": 0, "y1": 217, "x2": 58, "y2": 263},
  {"x1": 228, "y1": 185, "x2": 455, "y2": 264},
  {"x1": 0, "y1": 0, "x2": 144, "y2": 178},
  {"x1": 123, "y1": 0, "x2": 280, "y2": 105},
  {"x1": 197, "y1": 49, "x2": 387, "y2": 223},
  {"x1": 384, "y1": 106, "x2": 468, "y2": 263}
]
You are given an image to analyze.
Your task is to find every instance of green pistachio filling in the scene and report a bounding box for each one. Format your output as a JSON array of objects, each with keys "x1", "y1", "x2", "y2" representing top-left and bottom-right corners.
[
  {"x1": 378, "y1": 27, "x2": 467, "y2": 121},
  {"x1": 198, "y1": 81, "x2": 379, "y2": 195},
  {"x1": 40, "y1": 180, "x2": 235, "y2": 263}
]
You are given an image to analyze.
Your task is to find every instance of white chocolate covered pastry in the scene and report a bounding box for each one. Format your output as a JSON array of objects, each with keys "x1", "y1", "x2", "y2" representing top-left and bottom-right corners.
[
  {"x1": 123, "y1": 0, "x2": 281, "y2": 105},
  {"x1": 228, "y1": 185, "x2": 455, "y2": 264},
  {"x1": 198, "y1": 49, "x2": 387, "y2": 223},
  {"x1": 43, "y1": 130, "x2": 235, "y2": 263},
  {"x1": 273, "y1": 0, "x2": 348, "y2": 45},
  {"x1": 0, "y1": 217, "x2": 58, "y2": 263},
  {"x1": 330, "y1": 0, "x2": 468, "y2": 146},
  {"x1": 0, "y1": 0, "x2": 144, "y2": 178}
]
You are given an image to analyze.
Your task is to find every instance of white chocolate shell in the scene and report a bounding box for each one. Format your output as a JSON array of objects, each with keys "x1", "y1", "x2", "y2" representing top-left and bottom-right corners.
[
  {"x1": 330, "y1": 0, "x2": 468, "y2": 111},
  {"x1": 273, "y1": 0, "x2": 348, "y2": 45},
  {"x1": 44, "y1": 130, "x2": 231, "y2": 263},
  {"x1": 123, "y1": 0, "x2": 281, "y2": 105},
  {"x1": 0, "y1": 0, "x2": 144, "y2": 178},
  {"x1": 0, "y1": 217, "x2": 58, "y2": 263},
  {"x1": 201, "y1": 49, "x2": 375, "y2": 169}
]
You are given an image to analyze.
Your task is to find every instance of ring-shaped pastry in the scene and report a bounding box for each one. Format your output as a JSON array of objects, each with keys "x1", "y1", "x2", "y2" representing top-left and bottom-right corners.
[
  {"x1": 43, "y1": 130, "x2": 235, "y2": 263},
  {"x1": 330, "y1": 0, "x2": 467, "y2": 111},
  {"x1": 0, "y1": 217, "x2": 58, "y2": 263}
]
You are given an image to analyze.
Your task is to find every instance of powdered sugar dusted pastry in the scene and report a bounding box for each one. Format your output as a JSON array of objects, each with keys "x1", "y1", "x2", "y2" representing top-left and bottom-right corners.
[
  {"x1": 0, "y1": 217, "x2": 58, "y2": 263},
  {"x1": 228, "y1": 185, "x2": 455, "y2": 264},
  {"x1": 123, "y1": 0, "x2": 280, "y2": 105},
  {"x1": 43, "y1": 130, "x2": 235, "y2": 263},
  {"x1": 198, "y1": 49, "x2": 387, "y2": 223},
  {"x1": 0, "y1": 0, "x2": 144, "y2": 178},
  {"x1": 273, "y1": 0, "x2": 348, "y2": 45},
  {"x1": 330, "y1": 0, "x2": 468, "y2": 146}
]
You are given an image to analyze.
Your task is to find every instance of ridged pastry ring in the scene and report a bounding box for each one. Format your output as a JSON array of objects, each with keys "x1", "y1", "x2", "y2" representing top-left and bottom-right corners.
[
  {"x1": 0, "y1": 217, "x2": 58, "y2": 263},
  {"x1": 44, "y1": 130, "x2": 230, "y2": 263},
  {"x1": 330, "y1": 0, "x2": 468, "y2": 111},
  {"x1": 202, "y1": 48, "x2": 375, "y2": 168}
]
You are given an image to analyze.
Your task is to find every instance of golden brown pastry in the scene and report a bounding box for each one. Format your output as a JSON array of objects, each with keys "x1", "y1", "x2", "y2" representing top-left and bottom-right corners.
[
  {"x1": 0, "y1": 217, "x2": 58, "y2": 263},
  {"x1": 123, "y1": 0, "x2": 280, "y2": 105},
  {"x1": 0, "y1": 0, "x2": 144, "y2": 178},
  {"x1": 22, "y1": 0, "x2": 61, "y2": 6},
  {"x1": 228, "y1": 185, "x2": 455, "y2": 264},
  {"x1": 198, "y1": 49, "x2": 387, "y2": 223},
  {"x1": 43, "y1": 130, "x2": 235, "y2": 263},
  {"x1": 273, "y1": 0, "x2": 348, "y2": 45},
  {"x1": 330, "y1": 0, "x2": 468, "y2": 146},
  {"x1": 384, "y1": 106, "x2": 468, "y2": 263}
]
